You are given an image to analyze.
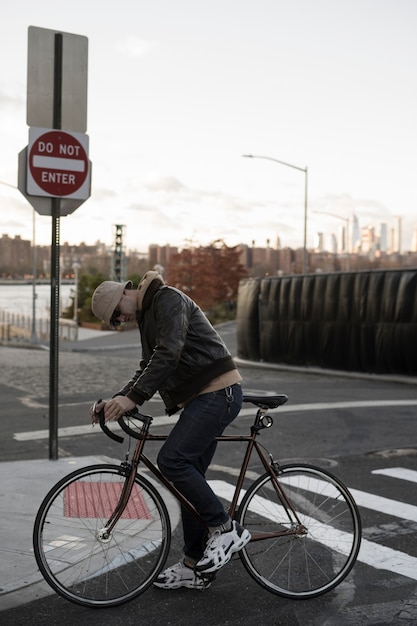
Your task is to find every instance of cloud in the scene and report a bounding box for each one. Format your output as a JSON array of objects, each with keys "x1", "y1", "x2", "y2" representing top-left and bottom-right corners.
[
  {"x1": 0, "y1": 196, "x2": 32, "y2": 234},
  {"x1": 0, "y1": 80, "x2": 25, "y2": 111},
  {"x1": 115, "y1": 37, "x2": 158, "y2": 59},
  {"x1": 109, "y1": 173, "x2": 299, "y2": 249},
  {"x1": 90, "y1": 186, "x2": 118, "y2": 202},
  {"x1": 143, "y1": 175, "x2": 186, "y2": 193}
]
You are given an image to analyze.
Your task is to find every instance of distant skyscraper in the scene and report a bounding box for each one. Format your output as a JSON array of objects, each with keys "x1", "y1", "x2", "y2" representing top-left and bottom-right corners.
[
  {"x1": 389, "y1": 227, "x2": 396, "y2": 252},
  {"x1": 329, "y1": 234, "x2": 337, "y2": 254},
  {"x1": 352, "y1": 214, "x2": 360, "y2": 252},
  {"x1": 380, "y1": 223, "x2": 388, "y2": 251},
  {"x1": 338, "y1": 224, "x2": 346, "y2": 253},
  {"x1": 412, "y1": 229, "x2": 417, "y2": 252},
  {"x1": 314, "y1": 232, "x2": 324, "y2": 252},
  {"x1": 361, "y1": 226, "x2": 376, "y2": 254},
  {"x1": 396, "y1": 216, "x2": 402, "y2": 253}
]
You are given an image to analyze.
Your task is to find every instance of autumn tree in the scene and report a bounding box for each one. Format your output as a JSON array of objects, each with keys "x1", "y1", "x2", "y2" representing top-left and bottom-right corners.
[{"x1": 166, "y1": 240, "x2": 248, "y2": 314}]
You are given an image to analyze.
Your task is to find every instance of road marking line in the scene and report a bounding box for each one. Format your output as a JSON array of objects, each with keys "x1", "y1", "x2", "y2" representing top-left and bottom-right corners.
[
  {"x1": 209, "y1": 479, "x2": 417, "y2": 582},
  {"x1": 13, "y1": 415, "x2": 177, "y2": 441},
  {"x1": 341, "y1": 488, "x2": 417, "y2": 523},
  {"x1": 372, "y1": 467, "x2": 417, "y2": 483},
  {"x1": 276, "y1": 399, "x2": 417, "y2": 412},
  {"x1": 13, "y1": 399, "x2": 417, "y2": 441}
]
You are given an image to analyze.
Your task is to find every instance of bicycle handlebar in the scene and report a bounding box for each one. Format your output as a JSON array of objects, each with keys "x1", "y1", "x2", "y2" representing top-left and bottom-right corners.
[
  {"x1": 97, "y1": 409, "x2": 125, "y2": 444},
  {"x1": 94, "y1": 399, "x2": 153, "y2": 443},
  {"x1": 118, "y1": 411, "x2": 153, "y2": 440}
]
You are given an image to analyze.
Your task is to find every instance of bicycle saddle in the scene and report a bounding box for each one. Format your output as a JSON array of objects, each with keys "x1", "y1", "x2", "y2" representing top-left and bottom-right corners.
[{"x1": 242, "y1": 394, "x2": 288, "y2": 409}]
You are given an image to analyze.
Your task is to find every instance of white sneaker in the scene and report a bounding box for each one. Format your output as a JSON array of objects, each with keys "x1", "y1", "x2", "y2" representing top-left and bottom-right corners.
[
  {"x1": 195, "y1": 521, "x2": 251, "y2": 574},
  {"x1": 153, "y1": 560, "x2": 214, "y2": 590}
]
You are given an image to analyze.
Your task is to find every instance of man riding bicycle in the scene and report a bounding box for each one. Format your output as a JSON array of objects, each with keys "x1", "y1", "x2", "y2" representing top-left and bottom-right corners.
[{"x1": 90, "y1": 270, "x2": 250, "y2": 589}]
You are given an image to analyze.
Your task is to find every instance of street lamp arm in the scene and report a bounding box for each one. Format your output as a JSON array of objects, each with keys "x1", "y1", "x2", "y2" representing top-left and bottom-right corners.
[
  {"x1": 242, "y1": 153, "x2": 308, "y2": 273},
  {"x1": 242, "y1": 154, "x2": 307, "y2": 173},
  {"x1": 0, "y1": 180, "x2": 17, "y2": 190}
]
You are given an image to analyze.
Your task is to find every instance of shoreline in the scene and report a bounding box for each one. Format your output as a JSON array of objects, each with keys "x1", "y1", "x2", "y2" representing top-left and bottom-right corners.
[{"x1": 0, "y1": 279, "x2": 74, "y2": 285}]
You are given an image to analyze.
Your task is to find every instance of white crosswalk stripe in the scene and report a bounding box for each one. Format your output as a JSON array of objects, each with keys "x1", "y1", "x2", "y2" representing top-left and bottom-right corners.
[
  {"x1": 372, "y1": 467, "x2": 417, "y2": 483},
  {"x1": 208, "y1": 466, "x2": 417, "y2": 582},
  {"x1": 347, "y1": 487, "x2": 417, "y2": 523}
]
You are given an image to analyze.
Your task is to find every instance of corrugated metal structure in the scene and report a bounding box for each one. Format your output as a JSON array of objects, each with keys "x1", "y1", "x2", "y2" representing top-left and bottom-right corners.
[{"x1": 237, "y1": 269, "x2": 417, "y2": 375}]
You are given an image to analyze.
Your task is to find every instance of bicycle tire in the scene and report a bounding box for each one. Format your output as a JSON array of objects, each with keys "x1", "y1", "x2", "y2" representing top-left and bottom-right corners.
[
  {"x1": 236, "y1": 464, "x2": 361, "y2": 599},
  {"x1": 33, "y1": 464, "x2": 171, "y2": 608}
]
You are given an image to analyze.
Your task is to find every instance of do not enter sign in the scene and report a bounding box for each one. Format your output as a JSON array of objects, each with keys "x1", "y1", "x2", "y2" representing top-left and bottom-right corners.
[{"x1": 27, "y1": 128, "x2": 90, "y2": 199}]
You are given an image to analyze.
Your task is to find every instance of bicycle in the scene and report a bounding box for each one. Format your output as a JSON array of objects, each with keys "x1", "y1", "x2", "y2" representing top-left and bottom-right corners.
[{"x1": 33, "y1": 393, "x2": 361, "y2": 608}]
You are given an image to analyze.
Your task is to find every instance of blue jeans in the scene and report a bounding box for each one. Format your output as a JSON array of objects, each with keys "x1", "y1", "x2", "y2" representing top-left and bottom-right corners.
[{"x1": 157, "y1": 383, "x2": 243, "y2": 562}]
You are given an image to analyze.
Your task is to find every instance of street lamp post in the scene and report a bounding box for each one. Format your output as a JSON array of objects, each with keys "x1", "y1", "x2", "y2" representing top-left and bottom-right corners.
[
  {"x1": 243, "y1": 154, "x2": 309, "y2": 274},
  {"x1": 72, "y1": 261, "x2": 81, "y2": 340},
  {"x1": 31, "y1": 209, "x2": 38, "y2": 343}
]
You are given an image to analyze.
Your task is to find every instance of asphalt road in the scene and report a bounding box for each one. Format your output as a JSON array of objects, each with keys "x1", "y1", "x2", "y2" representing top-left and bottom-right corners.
[{"x1": 1, "y1": 323, "x2": 417, "y2": 625}]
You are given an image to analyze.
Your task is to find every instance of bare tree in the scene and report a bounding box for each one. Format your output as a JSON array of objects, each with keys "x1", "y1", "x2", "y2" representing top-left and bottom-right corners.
[{"x1": 166, "y1": 240, "x2": 248, "y2": 311}]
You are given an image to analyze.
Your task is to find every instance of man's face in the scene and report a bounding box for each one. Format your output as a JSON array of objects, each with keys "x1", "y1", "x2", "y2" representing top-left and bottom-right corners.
[{"x1": 110, "y1": 290, "x2": 136, "y2": 326}]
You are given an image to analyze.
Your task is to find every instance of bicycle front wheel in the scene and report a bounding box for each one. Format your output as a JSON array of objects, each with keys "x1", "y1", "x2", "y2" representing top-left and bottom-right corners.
[
  {"x1": 33, "y1": 464, "x2": 171, "y2": 608},
  {"x1": 237, "y1": 464, "x2": 361, "y2": 599}
]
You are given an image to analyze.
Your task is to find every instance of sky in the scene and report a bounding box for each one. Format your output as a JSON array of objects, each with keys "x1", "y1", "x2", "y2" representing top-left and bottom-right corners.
[{"x1": 0, "y1": 0, "x2": 416, "y2": 255}]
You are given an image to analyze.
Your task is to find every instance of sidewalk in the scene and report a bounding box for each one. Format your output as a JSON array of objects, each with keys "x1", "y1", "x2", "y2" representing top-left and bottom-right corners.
[
  {"x1": 0, "y1": 327, "x2": 134, "y2": 612},
  {"x1": 0, "y1": 455, "x2": 119, "y2": 611}
]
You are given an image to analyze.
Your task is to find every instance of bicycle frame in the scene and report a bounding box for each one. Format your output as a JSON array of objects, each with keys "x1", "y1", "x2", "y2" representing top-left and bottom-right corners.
[{"x1": 102, "y1": 399, "x2": 304, "y2": 541}]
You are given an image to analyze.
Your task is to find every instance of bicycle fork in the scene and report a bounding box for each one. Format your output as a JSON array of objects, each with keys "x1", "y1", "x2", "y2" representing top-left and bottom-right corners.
[{"x1": 96, "y1": 441, "x2": 145, "y2": 542}]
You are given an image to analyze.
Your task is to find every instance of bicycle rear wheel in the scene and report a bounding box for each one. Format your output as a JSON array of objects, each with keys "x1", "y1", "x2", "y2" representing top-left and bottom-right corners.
[
  {"x1": 237, "y1": 464, "x2": 361, "y2": 599},
  {"x1": 33, "y1": 464, "x2": 171, "y2": 608}
]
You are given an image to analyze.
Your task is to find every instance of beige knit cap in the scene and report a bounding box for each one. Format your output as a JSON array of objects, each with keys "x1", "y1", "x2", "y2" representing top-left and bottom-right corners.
[{"x1": 91, "y1": 280, "x2": 132, "y2": 325}]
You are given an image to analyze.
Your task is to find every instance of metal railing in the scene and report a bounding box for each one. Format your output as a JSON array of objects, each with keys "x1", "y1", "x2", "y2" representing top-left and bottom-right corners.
[{"x1": 0, "y1": 309, "x2": 78, "y2": 343}]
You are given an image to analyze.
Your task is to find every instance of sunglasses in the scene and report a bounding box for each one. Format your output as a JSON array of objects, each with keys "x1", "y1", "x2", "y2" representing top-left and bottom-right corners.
[{"x1": 110, "y1": 307, "x2": 121, "y2": 327}]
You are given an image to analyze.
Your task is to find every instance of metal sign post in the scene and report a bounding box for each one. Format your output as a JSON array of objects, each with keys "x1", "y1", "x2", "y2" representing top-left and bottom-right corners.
[
  {"x1": 48, "y1": 31, "x2": 63, "y2": 461},
  {"x1": 18, "y1": 26, "x2": 90, "y2": 460},
  {"x1": 49, "y1": 198, "x2": 60, "y2": 461}
]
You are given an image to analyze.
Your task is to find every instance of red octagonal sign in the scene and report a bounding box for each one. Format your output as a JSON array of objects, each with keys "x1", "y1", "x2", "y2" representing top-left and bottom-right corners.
[{"x1": 27, "y1": 128, "x2": 90, "y2": 199}]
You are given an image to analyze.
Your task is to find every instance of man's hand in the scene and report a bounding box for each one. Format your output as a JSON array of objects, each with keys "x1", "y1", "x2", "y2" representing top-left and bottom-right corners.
[
  {"x1": 104, "y1": 396, "x2": 136, "y2": 422},
  {"x1": 90, "y1": 399, "x2": 105, "y2": 424}
]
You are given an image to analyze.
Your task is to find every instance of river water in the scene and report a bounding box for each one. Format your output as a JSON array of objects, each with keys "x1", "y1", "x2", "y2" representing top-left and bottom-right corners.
[{"x1": 0, "y1": 284, "x2": 73, "y2": 318}]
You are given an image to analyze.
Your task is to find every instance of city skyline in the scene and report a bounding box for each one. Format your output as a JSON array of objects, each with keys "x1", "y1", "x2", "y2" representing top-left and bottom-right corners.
[
  {"x1": 1, "y1": 1, "x2": 416, "y2": 253},
  {"x1": 1, "y1": 211, "x2": 410, "y2": 258}
]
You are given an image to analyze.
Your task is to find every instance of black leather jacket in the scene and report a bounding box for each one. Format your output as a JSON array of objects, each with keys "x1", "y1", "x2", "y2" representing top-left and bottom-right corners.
[{"x1": 117, "y1": 285, "x2": 237, "y2": 413}]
